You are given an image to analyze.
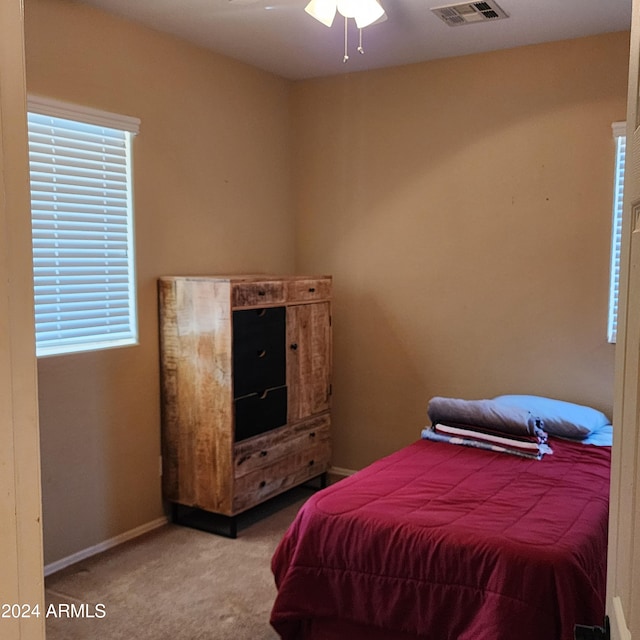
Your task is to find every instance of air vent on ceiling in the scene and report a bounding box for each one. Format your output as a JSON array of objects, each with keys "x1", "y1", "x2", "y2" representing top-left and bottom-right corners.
[{"x1": 431, "y1": 0, "x2": 509, "y2": 26}]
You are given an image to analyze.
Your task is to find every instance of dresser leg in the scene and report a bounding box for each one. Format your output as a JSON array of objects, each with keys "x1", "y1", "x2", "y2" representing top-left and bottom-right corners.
[
  {"x1": 172, "y1": 504, "x2": 238, "y2": 539},
  {"x1": 227, "y1": 517, "x2": 238, "y2": 539}
]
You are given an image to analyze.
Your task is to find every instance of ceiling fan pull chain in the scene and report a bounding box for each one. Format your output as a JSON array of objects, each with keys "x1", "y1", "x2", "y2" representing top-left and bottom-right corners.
[
  {"x1": 357, "y1": 28, "x2": 364, "y2": 54},
  {"x1": 343, "y1": 15, "x2": 349, "y2": 63}
]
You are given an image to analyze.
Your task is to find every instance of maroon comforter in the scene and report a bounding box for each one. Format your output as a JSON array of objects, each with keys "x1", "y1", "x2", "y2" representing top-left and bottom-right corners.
[{"x1": 270, "y1": 437, "x2": 610, "y2": 640}]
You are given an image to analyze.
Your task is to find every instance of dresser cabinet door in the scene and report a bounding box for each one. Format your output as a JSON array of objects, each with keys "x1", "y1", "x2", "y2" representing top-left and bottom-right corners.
[{"x1": 287, "y1": 302, "x2": 332, "y2": 423}]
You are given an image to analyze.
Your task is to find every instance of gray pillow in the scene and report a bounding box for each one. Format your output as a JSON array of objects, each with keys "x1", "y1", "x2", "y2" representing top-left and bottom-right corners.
[{"x1": 427, "y1": 396, "x2": 544, "y2": 439}]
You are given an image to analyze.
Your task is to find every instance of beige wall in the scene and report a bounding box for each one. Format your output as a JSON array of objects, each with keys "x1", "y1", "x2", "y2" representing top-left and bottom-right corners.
[
  {"x1": 25, "y1": 0, "x2": 295, "y2": 564},
  {"x1": 292, "y1": 32, "x2": 629, "y2": 470}
]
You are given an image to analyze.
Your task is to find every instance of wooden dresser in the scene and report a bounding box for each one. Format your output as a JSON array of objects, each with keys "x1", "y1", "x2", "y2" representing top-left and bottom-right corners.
[{"x1": 158, "y1": 274, "x2": 332, "y2": 536}]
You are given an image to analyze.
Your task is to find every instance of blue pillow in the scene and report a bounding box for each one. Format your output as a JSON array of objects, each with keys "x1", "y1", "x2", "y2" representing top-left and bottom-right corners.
[{"x1": 493, "y1": 395, "x2": 611, "y2": 440}]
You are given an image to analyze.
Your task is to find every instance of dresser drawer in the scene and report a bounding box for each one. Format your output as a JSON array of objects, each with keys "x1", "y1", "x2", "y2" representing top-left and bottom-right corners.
[
  {"x1": 232, "y1": 440, "x2": 331, "y2": 513},
  {"x1": 234, "y1": 386, "x2": 288, "y2": 442},
  {"x1": 287, "y1": 278, "x2": 331, "y2": 303},
  {"x1": 234, "y1": 414, "x2": 331, "y2": 478},
  {"x1": 233, "y1": 307, "x2": 286, "y2": 398},
  {"x1": 232, "y1": 281, "x2": 285, "y2": 307}
]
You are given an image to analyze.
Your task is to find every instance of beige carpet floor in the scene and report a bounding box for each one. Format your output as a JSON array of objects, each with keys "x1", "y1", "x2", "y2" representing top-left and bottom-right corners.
[{"x1": 45, "y1": 488, "x2": 312, "y2": 640}]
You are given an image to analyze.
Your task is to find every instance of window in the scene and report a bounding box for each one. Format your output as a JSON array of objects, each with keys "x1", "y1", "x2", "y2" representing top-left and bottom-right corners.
[
  {"x1": 27, "y1": 96, "x2": 140, "y2": 357},
  {"x1": 608, "y1": 122, "x2": 626, "y2": 344},
  {"x1": 607, "y1": 122, "x2": 627, "y2": 342}
]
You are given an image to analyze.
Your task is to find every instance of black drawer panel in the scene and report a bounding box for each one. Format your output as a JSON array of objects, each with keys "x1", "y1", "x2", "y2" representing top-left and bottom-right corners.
[
  {"x1": 234, "y1": 386, "x2": 287, "y2": 441},
  {"x1": 233, "y1": 306, "x2": 285, "y2": 399}
]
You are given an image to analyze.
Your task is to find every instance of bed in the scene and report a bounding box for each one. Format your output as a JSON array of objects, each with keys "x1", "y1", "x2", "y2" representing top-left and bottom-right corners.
[{"x1": 270, "y1": 416, "x2": 611, "y2": 640}]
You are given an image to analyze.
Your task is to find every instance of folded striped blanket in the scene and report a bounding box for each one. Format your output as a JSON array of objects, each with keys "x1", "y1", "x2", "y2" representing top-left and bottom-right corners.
[
  {"x1": 421, "y1": 425, "x2": 553, "y2": 460},
  {"x1": 433, "y1": 422, "x2": 543, "y2": 451}
]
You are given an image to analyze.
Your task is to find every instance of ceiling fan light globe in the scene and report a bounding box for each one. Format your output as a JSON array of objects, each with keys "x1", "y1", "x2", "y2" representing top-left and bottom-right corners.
[
  {"x1": 335, "y1": 0, "x2": 359, "y2": 18},
  {"x1": 336, "y1": 0, "x2": 384, "y2": 27},
  {"x1": 305, "y1": 0, "x2": 337, "y2": 27},
  {"x1": 355, "y1": 0, "x2": 386, "y2": 29}
]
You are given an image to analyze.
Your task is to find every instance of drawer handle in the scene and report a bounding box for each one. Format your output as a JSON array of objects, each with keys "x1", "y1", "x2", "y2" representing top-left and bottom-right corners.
[
  {"x1": 309, "y1": 432, "x2": 316, "y2": 438},
  {"x1": 257, "y1": 349, "x2": 267, "y2": 358},
  {"x1": 290, "y1": 343, "x2": 298, "y2": 351},
  {"x1": 309, "y1": 459, "x2": 315, "y2": 467},
  {"x1": 258, "y1": 290, "x2": 266, "y2": 296},
  {"x1": 259, "y1": 480, "x2": 266, "y2": 488},
  {"x1": 308, "y1": 287, "x2": 316, "y2": 293},
  {"x1": 259, "y1": 450, "x2": 268, "y2": 458}
]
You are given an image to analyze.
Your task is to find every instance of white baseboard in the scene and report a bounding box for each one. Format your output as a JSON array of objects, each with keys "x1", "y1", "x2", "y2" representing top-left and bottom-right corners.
[
  {"x1": 44, "y1": 516, "x2": 169, "y2": 577},
  {"x1": 610, "y1": 596, "x2": 632, "y2": 640},
  {"x1": 329, "y1": 465, "x2": 357, "y2": 479},
  {"x1": 44, "y1": 471, "x2": 356, "y2": 577}
]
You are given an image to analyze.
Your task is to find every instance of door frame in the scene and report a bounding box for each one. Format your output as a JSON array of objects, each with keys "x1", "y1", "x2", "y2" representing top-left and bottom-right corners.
[{"x1": 0, "y1": 1, "x2": 45, "y2": 639}]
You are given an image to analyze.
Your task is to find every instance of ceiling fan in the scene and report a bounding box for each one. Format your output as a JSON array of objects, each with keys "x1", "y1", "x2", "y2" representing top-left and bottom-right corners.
[
  {"x1": 304, "y1": 0, "x2": 386, "y2": 61},
  {"x1": 224, "y1": 0, "x2": 387, "y2": 62}
]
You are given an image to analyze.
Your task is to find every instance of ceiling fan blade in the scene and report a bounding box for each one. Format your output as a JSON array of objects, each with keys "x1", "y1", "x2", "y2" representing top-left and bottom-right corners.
[{"x1": 305, "y1": 0, "x2": 338, "y2": 27}]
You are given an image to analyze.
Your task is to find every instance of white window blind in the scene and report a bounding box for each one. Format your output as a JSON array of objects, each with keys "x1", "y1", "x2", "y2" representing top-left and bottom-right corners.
[
  {"x1": 608, "y1": 121, "x2": 626, "y2": 344},
  {"x1": 27, "y1": 96, "x2": 140, "y2": 357}
]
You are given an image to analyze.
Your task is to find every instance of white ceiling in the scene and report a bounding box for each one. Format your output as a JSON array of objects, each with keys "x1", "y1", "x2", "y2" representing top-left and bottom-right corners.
[{"x1": 77, "y1": 0, "x2": 632, "y2": 80}]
